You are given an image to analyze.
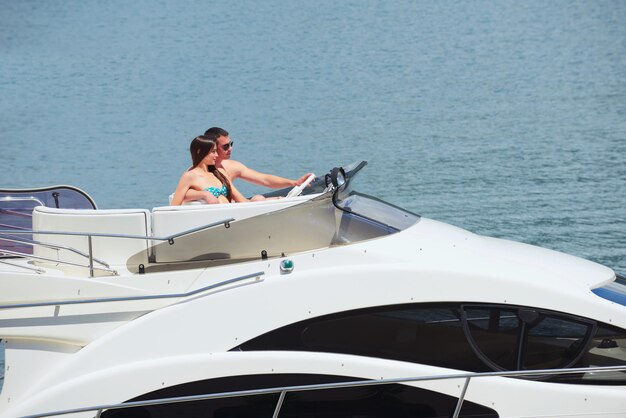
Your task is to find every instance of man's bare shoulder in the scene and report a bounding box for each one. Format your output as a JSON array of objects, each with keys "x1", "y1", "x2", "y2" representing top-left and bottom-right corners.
[{"x1": 221, "y1": 159, "x2": 247, "y2": 177}]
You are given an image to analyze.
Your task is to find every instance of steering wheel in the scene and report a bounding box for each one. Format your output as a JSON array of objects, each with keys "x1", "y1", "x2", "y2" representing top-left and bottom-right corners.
[{"x1": 286, "y1": 173, "x2": 316, "y2": 198}]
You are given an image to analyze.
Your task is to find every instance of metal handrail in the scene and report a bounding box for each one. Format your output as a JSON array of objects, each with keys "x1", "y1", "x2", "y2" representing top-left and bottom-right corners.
[
  {"x1": 20, "y1": 365, "x2": 626, "y2": 418},
  {"x1": 0, "y1": 249, "x2": 117, "y2": 275},
  {"x1": 0, "y1": 271, "x2": 264, "y2": 310},
  {"x1": 0, "y1": 234, "x2": 110, "y2": 268},
  {"x1": 0, "y1": 217, "x2": 234, "y2": 244},
  {"x1": 0, "y1": 258, "x2": 46, "y2": 274},
  {"x1": 0, "y1": 218, "x2": 234, "y2": 277}
]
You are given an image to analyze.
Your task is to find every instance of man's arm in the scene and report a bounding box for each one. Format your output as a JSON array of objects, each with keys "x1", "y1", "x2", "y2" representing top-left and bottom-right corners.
[
  {"x1": 229, "y1": 183, "x2": 250, "y2": 203},
  {"x1": 226, "y1": 160, "x2": 312, "y2": 189}
]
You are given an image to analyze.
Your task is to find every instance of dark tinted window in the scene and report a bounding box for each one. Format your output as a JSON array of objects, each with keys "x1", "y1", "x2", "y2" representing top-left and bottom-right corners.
[
  {"x1": 237, "y1": 303, "x2": 625, "y2": 384},
  {"x1": 463, "y1": 307, "x2": 519, "y2": 370},
  {"x1": 524, "y1": 316, "x2": 590, "y2": 370},
  {"x1": 566, "y1": 323, "x2": 626, "y2": 384},
  {"x1": 462, "y1": 306, "x2": 595, "y2": 372},
  {"x1": 239, "y1": 304, "x2": 489, "y2": 372},
  {"x1": 102, "y1": 374, "x2": 498, "y2": 418},
  {"x1": 280, "y1": 383, "x2": 497, "y2": 418}
]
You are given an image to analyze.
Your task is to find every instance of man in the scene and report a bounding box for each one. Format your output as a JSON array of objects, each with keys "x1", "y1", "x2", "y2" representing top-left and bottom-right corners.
[
  {"x1": 205, "y1": 127, "x2": 312, "y2": 189},
  {"x1": 181, "y1": 127, "x2": 312, "y2": 203}
]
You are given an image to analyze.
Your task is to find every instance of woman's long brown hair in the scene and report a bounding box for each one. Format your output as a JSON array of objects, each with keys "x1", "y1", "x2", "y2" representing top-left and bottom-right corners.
[{"x1": 189, "y1": 135, "x2": 232, "y2": 200}]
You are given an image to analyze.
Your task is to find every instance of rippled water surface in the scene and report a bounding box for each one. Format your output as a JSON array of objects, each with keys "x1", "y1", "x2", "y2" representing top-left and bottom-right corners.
[{"x1": 1, "y1": 0, "x2": 625, "y2": 276}]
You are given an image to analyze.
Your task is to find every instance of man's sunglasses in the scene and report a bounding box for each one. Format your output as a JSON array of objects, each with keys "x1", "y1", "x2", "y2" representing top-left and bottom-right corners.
[{"x1": 222, "y1": 141, "x2": 234, "y2": 151}]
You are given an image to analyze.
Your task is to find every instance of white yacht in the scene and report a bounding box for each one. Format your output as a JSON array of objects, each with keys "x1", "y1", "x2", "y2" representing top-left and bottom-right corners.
[{"x1": 0, "y1": 162, "x2": 625, "y2": 418}]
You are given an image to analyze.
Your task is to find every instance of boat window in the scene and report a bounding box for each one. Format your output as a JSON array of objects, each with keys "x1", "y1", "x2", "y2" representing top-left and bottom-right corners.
[
  {"x1": 524, "y1": 316, "x2": 591, "y2": 370},
  {"x1": 279, "y1": 381, "x2": 498, "y2": 418},
  {"x1": 237, "y1": 304, "x2": 490, "y2": 372},
  {"x1": 567, "y1": 323, "x2": 626, "y2": 384},
  {"x1": 236, "y1": 303, "x2": 625, "y2": 384},
  {"x1": 462, "y1": 305, "x2": 595, "y2": 372},
  {"x1": 101, "y1": 373, "x2": 498, "y2": 418},
  {"x1": 462, "y1": 307, "x2": 520, "y2": 370}
]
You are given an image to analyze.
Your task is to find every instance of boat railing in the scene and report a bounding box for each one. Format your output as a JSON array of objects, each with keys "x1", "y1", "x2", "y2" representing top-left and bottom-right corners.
[
  {"x1": 19, "y1": 365, "x2": 626, "y2": 418},
  {"x1": 0, "y1": 218, "x2": 234, "y2": 277}
]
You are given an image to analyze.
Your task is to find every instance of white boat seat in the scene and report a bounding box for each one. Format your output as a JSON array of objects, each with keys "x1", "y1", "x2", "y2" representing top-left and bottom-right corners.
[
  {"x1": 151, "y1": 194, "x2": 321, "y2": 262},
  {"x1": 168, "y1": 193, "x2": 204, "y2": 205},
  {"x1": 32, "y1": 206, "x2": 151, "y2": 272},
  {"x1": 29, "y1": 194, "x2": 322, "y2": 270}
]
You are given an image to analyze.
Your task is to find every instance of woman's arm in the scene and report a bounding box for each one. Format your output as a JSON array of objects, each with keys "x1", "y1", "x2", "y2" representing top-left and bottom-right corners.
[
  {"x1": 170, "y1": 173, "x2": 192, "y2": 206},
  {"x1": 229, "y1": 183, "x2": 250, "y2": 203},
  {"x1": 184, "y1": 188, "x2": 219, "y2": 204},
  {"x1": 171, "y1": 172, "x2": 220, "y2": 205}
]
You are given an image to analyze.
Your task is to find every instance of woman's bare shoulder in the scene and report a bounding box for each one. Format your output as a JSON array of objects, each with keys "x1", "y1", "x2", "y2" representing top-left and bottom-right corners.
[{"x1": 180, "y1": 168, "x2": 204, "y2": 183}]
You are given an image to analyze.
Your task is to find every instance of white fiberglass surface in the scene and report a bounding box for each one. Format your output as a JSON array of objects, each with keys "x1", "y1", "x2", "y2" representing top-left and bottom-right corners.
[
  {"x1": 0, "y1": 339, "x2": 4, "y2": 396},
  {"x1": 140, "y1": 188, "x2": 419, "y2": 266}
]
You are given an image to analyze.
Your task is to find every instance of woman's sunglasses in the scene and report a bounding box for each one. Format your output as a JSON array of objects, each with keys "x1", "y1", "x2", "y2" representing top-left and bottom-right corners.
[{"x1": 222, "y1": 141, "x2": 234, "y2": 151}]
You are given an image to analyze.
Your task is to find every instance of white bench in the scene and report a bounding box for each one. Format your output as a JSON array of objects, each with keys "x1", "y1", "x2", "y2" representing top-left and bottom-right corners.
[{"x1": 32, "y1": 206, "x2": 151, "y2": 272}]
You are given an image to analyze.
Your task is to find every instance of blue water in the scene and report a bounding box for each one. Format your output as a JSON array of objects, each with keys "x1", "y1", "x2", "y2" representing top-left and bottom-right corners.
[{"x1": 0, "y1": 0, "x2": 625, "y2": 278}]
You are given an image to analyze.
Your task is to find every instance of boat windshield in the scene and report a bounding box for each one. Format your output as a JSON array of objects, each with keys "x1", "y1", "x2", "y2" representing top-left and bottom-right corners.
[
  {"x1": 0, "y1": 186, "x2": 97, "y2": 256},
  {"x1": 333, "y1": 162, "x2": 419, "y2": 232},
  {"x1": 138, "y1": 162, "x2": 420, "y2": 268}
]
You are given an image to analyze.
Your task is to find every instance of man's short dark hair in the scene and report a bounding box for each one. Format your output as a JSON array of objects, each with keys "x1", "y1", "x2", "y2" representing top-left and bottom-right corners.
[{"x1": 204, "y1": 127, "x2": 229, "y2": 139}]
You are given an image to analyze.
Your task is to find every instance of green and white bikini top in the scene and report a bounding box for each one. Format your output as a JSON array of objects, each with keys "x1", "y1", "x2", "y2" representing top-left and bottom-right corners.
[{"x1": 205, "y1": 184, "x2": 228, "y2": 198}]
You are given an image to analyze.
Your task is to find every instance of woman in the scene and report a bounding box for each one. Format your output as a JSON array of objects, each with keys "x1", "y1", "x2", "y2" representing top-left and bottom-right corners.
[{"x1": 171, "y1": 135, "x2": 249, "y2": 205}]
